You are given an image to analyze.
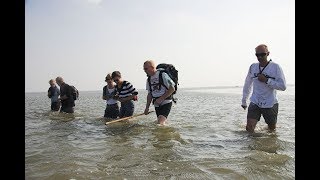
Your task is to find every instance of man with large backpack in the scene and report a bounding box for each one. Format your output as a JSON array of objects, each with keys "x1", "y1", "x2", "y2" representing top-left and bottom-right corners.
[
  {"x1": 56, "y1": 76, "x2": 75, "y2": 113},
  {"x1": 143, "y1": 60, "x2": 176, "y2": 125}
]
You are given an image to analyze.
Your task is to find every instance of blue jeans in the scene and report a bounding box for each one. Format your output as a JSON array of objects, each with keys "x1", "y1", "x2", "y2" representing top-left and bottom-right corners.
[{"x1": 119, "y1": 100, "x2": 135, "y2": 118}]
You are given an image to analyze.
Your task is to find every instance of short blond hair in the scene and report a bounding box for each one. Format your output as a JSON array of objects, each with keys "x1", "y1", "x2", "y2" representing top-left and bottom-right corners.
[{"x1": 49, "y1": 79, "x2": 55, "y2": 84}]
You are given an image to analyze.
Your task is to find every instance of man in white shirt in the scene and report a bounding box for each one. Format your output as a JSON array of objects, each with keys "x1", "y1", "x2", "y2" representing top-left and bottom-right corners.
[
  {"x1": 143, "y1": 60, "x2": 175, "y2": 125},
  {"x1": 241, "y1": 44, "x2": 286, "y2": 133}
]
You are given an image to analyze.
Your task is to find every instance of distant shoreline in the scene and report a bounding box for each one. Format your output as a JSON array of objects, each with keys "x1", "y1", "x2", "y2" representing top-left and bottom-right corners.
[{"x1": 25, "y1": 84, "x2": 295, "y2": 94}]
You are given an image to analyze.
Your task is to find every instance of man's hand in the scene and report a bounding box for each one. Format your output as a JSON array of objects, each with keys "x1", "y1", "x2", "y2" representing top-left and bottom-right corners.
[
  {"x1": 133, "y1": 95, "x2": 138, "y2": 101},
  {"x1": 154, "y1": 97, "x2": 165, "y2": 105},
  {"x1": 113, "y1": 95, "x2": 119, "y2": 100},
  {"x1": 257, "y1": 74, "x2": 268, "y2": 83}
]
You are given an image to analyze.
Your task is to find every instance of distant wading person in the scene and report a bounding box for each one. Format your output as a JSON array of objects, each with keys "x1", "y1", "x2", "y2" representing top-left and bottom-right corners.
[
  {"x1": 47, "y1": 79, "x2": 60, "y2": 111},
  {"x1": 103, "y1": 73, "x2": 119, "y2": 120},
  {"x1": 111, "y1": 71, "x2": 138, "y2": 118},
  {"x1": 241, "y1": 44, "x2": 286, "y2": 133},
  {"x1": 143, "y1": 60, "x2": 175, "y2": 125},
  {"x1": 56, "y1": 76, "x2": 75, "y2": 113}
]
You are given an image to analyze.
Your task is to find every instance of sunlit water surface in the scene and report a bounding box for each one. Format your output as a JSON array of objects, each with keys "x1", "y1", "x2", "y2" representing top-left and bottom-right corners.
[{"x1": 25, "y1": 85, "x2": 295, "y2": 179}]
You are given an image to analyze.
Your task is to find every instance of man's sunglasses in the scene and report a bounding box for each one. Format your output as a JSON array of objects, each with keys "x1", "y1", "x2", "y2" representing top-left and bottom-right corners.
[{"x1": 255, "y1": 53, "x2": 267, "y2": 57}]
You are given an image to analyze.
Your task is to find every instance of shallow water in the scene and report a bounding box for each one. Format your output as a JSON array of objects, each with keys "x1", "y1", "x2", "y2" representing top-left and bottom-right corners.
[{"x1": 25, "y1": 85, "x2": 295, "y2": 179}]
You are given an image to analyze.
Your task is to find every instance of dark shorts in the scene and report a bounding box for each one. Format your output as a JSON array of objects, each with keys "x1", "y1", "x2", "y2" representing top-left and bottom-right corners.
[
  {"x1": 119, "y1": 100, "x2": 135, "y2": 118},
  {"x1": 104, "y1": 103, "x2": 120, "y2": 119},
  {"x1": 60, "y1": 105, "x2": 74, "y2": 113},
  {"x1": 51, "y1": 101, "x2": 60, "y2": 111},
  {"x1": 155, "y1": 102, "x2": 172, "y2": 118},
  {"x1": 247, "y1": 102, "x2": 278, "y2": 125}
]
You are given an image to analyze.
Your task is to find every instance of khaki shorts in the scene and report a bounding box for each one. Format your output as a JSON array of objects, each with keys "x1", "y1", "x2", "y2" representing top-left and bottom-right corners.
[{"x1": 247, "y1": 102, "x2": 278, "y2": 125}]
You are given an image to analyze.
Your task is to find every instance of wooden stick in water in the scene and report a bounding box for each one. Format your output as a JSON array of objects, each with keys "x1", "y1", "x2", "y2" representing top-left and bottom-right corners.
[{"x1": 105, "y1": 111, "x2": 154, "y2": 125}]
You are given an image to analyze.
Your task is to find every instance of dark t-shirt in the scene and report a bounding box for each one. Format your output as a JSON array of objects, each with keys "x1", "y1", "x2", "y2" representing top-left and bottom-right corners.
[{"x1": 60, "y1": 83, "x2": 75, "y2": 107}]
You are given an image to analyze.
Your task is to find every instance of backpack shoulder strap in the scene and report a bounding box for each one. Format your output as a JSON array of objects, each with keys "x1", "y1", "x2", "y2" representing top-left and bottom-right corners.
[
  {"x1": 103, "y1": 85, "x2": 109, "y2": 96},
  {"x1": 158, "y1": 70, "x2": 168, "y2": 90},
  {"x1": 159, "y1": 70, "x2": 174, "y2": 100},
  {"x1": 103, "y1": 85, "x2": 107, "y2": 95},
  {"x1": 147, "y1": 76, "x2": 153, "y2": 99},
  {"x1": 147, "y1": 76, "x2": 152, "y2": 92},
  {"x1": 66, "y1": 84, "x2": 73, "y2": 97},
  {"x1": 259, "y1": 59, "x2": 272, "y2": 74}
]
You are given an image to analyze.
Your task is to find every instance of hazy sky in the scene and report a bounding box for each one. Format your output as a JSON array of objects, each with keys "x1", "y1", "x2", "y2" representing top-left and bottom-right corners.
[{"x1": 25, "y1": 0, "x2": 295, "y2": 92}]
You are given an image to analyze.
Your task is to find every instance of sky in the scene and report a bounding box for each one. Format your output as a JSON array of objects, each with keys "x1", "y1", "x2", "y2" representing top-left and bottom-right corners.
[{"x1": 25, "y1": 0, "x2": 295, "y2": 92}]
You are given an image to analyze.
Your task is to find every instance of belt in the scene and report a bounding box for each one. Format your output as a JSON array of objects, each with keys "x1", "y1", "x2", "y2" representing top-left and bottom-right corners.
[
  {"x1": 121, "y1": 100, "x2": 133, "y2": 104},
  {"x1": 107, "y1": 103, "x2": 118, "y2": 106},
  {"x1": 152, "y1": 96, "x2": 172, "y2": 104}
]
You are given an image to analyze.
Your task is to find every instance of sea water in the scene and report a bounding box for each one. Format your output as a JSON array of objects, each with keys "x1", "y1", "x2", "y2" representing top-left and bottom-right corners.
[{"x1": 25, "y1": 85, "x2": 295, "y2": 179}]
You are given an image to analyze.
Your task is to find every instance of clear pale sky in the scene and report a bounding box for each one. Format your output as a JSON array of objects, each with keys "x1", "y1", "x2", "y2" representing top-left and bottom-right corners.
[{"x1": 25, "y1": 0, "x2": 295, "y2": 92}]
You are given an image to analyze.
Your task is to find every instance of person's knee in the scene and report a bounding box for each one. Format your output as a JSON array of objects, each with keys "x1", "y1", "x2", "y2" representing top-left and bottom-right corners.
[
  {"x1": 246, "y1": 118, "x2": 257, "y2": 133},
  {"x1": 157, "y1": 115, "x2": 167, "y2": 124}
]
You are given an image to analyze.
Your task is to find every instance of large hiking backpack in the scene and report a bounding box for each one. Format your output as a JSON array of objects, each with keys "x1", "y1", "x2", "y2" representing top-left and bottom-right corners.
[
  {"x1": 70, "y1": 85, "x2": 79, "y2": 100},
  {"x1": 156, "y1": 63, "x2": 178, "y2": 94},
  {"x1": 148, "y1": 63, "x2": 179, "y2": 102}
]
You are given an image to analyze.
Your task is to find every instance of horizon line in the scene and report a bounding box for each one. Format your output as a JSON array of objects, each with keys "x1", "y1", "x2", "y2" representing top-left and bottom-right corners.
[{"x1": 25, "y1": 84, "x2": 295, "y2": 93}]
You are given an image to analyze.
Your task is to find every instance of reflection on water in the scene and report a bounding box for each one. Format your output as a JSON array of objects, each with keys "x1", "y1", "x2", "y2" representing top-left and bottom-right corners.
[
  {"x1": 105, "y1": 123, "x2": 139, "y2": 136},
  {"x1": 26, "y1": 86, "x2": 295, "y2": 179},
  {"x1": 248, "y1": 134, "x2": 280, "y2": 153},
  {"x1": 47, "y1": 110, "x2": 86, "y2": 122},
  {"x1": 150, "y1": 126, "x2": 183, "y2": 149}
]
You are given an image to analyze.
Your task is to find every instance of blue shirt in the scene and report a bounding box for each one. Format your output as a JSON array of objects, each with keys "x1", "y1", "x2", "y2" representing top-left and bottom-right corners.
[{"x1": 48, "y1": 86, "x2": 60, "y2": 103}]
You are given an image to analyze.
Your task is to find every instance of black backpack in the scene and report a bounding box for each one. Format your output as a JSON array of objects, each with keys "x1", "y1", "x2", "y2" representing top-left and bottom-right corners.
[
  {"x1": 70, "y1": 85, "x2": 79, "y2": 100},
  {"x1": 148, "y1": 63, "x2": 179, "y2": 102},
  {"x1": 47, "y1": 87, "x2": 53, "y2": 98}
]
